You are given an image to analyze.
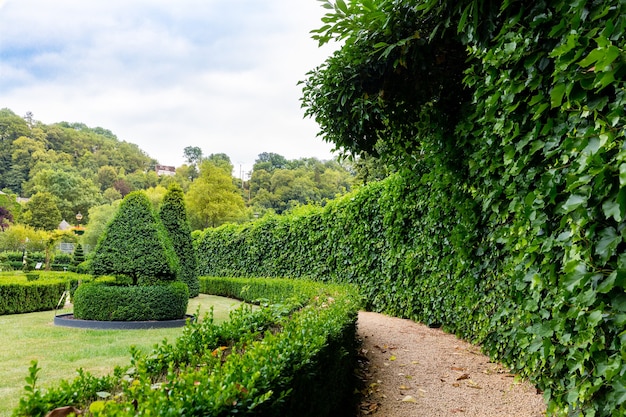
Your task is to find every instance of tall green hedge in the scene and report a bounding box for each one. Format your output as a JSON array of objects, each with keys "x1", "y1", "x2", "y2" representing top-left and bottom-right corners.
[{"x1": 196, "y1": 152, "x2": 624, "y2": 415}]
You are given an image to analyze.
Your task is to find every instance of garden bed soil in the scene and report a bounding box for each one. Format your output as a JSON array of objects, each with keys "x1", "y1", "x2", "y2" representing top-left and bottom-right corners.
[{"x1": 356, "y1": 311, "x2": 546, "y2": 417}]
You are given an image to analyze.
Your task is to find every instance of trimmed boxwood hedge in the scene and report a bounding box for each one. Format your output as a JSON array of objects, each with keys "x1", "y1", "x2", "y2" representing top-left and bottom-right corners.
[
  {"x1": 73, "y1": 281, "x2": 189, "y2": 321},
  {"x1": 13, "y1": 277, "x2": 360, "y2": 417},
  {"x1": 0, "y1": 278, "x2": 66, "y2": 315}
]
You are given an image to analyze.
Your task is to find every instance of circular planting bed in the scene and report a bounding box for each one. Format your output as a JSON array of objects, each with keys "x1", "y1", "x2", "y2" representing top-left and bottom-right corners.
[{"x1": 54, "y1": 313, "x2": 195, "y2": 330}]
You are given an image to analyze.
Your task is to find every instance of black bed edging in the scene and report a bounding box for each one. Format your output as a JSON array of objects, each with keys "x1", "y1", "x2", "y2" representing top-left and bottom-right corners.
[{"x1": 54, "y1": 313, "x2": 195, "y2": 329}]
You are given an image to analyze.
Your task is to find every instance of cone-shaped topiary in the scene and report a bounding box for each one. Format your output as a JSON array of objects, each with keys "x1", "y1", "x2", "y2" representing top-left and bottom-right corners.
[
  {"x1": 159, "y1": 183, "x2": 200, "y2": 297},
  {"x1": 71, "y1": 243, "x2": 85, "y2": 268},
  {"x1": 90, "y1": 191, "x2": 179, "y2": 285}
]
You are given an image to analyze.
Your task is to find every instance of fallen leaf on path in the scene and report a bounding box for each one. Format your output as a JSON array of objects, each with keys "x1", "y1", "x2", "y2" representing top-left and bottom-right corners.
[
  {"x1": 450, "y1": 408, "x2": 466, "y2": 413},
  {"x1": 456, "y1": 373, "x2": 470, "y2": 381},
  {"x1": 401, "y1": 395, "x2": 418, "y2": 403},
  {"x1": 467, "y1": 380, "x2": 482, "y2": 389}
]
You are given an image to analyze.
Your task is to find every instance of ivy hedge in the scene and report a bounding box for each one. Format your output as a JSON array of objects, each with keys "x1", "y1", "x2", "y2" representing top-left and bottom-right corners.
[
  {"x1": 196, "y1": 156, "x2": 625, "y2": 415},
  {"x1": 14, "y1": 277, "x2": 360, "y2": 417}
]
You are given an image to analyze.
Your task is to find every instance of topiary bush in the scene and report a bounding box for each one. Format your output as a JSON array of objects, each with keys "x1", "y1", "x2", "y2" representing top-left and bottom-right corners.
[
  {"x1": 70, "y1": 244, "x2": 85, "y2": 271},
  {"x1": 79, "y1": 191, "x2": 187, "y2": 322},
  {"x1": 159, "y1": 183, "x2": 199, "y2": 297},
  {"x1": 90, "y1": 191, "x2": 179, "y2": 285},
  {"x1": 73, "y1": 282, "x2": 189, "y2": 321}
]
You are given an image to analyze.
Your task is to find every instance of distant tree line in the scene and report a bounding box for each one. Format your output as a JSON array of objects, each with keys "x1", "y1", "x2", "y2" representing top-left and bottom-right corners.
[{"x1": 0, "y1": 110, "x2": 365, "y2": 252}]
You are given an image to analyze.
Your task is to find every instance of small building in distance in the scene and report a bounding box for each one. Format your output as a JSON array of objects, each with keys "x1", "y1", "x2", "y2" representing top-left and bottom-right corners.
[{"x1": 155, "y1": 165, "x2": 176, "y2": 176}]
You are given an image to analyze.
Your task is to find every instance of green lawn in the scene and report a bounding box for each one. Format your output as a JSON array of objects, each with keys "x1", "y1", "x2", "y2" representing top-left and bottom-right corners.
[{"x1": 0, "y1": 294, "x2": 244, "y2": 417}]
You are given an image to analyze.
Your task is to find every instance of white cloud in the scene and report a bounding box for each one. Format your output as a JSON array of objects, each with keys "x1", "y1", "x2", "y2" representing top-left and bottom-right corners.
[{"x1": 0, "y1": 0, "x2": 338, "y2": 169}]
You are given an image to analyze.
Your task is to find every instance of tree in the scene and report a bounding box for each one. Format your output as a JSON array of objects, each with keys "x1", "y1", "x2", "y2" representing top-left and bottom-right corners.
[
  {"x1": 186, "y1": 160, "x2": 246, "y2": 229},
  {"x1": 0, "y1": 206, "x2": 13, "y2": 231},
  {"x1": 183, "y1": 146, "x2": 203, "y2": 166},
  {"x1": 301, "y1": 1, "x2": 468, "y2": 164},
  {"x1": 96, "y1": 165, "x2": 118, "y2": 191},
  {"x1": 255, "y1": 152, "x2": 288, "y2": 172},
  {"x1": 82, "y1": 200, "x2": 121, "y2": 248},
  {"x1": 205, "y1": 153, "x2": 234, "y2": 174},
  {"x1": 21, "y1": 192, "x2": 62, "y2": 231},
  {"x1": 159, "y1": 183, "x2": 199, "y2": 297},
  {"x1": 25, "y1": 165, "x2": 102, "y2": 222},
  {"x1": 90, "y1": 191, "x2": 179, "y2": 285}
]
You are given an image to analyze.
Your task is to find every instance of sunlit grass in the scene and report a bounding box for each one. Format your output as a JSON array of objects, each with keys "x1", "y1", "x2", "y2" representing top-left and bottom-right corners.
[{"x1": 0, "y1": 294, "x2": 243, "y2": 416}]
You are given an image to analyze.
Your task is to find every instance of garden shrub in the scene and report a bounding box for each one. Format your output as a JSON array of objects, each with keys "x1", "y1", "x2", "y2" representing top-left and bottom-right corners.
[
  {"x1": 159, "y1": 183, "x2": 199, "y2": 297},
  {"x1": 73, "y1": 281, "x2": 189, "y2": 321},
  {"x1": 90, "y1": 191, "x2": 179, "y2": 285},
  {"x1": 0, "y1": 278, "x2": 66, "y2": 315},
  {"x1": 13, "y1": 278, "x2": 360, "y2": 417},
  {"x1": 0, "y1": 272, "x2": 93, "y2": 314}
]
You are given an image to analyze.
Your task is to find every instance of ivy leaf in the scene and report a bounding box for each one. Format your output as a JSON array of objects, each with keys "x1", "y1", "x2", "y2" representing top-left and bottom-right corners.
[
  {"x1": 550, "y1": 83, "x2": 566, "y2": 108},
  {"x1": 560, "y1": 194, "x2": 587, "y2": 214},
  {"x1": 595, "y1": 227, "x2": 621, "y2": 265},
  {"x1": 613, "y1": 379, "x2": 626, "y2": 406}
]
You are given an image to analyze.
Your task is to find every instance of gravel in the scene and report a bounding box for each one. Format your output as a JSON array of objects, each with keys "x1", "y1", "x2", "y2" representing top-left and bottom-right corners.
[{"x1": 356, "y1": 311, "x2": 547, "y2": 417}]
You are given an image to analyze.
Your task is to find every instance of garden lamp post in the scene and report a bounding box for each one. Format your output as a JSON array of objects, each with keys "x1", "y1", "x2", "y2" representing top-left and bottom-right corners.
[{"x1": 74, "y1": 212, "x2": 84, "y2": 235}]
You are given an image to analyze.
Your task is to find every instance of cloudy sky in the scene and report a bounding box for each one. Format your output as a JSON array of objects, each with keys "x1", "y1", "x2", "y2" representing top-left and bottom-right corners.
[{"x1": 0, "y1": 0, "x2": 339, "y2": 173}]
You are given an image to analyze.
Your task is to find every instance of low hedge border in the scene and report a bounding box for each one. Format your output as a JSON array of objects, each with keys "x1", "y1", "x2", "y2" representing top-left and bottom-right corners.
[
  {"x1": 13, "y1": 277, "x2": 361, "y2": 417},
  {"x1": 73, "y1": 282, "x2": 189, "y2": 321},
  {"x1": 0, "y1": 272, "x2": 92, "y2": 315},
  {"x1": 0, "y1": 279, "x2": 66, "y2": 315}
]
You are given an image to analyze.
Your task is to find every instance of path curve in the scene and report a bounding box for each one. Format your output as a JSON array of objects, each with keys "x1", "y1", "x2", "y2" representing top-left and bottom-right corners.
[{"x1": 356, "y1": 311, "x2": 547, "y2": 417}]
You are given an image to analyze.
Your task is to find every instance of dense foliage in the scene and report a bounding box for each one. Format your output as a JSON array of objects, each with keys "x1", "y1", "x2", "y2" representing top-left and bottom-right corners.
[
  {"x1": 73, "y1": 281, "x2": 189, "y2": 321},
  {"x1": 0, "y1": 272, "x2": 83, "y2": 314},
  {"x1": 159, "y1": 184, "x2": 199, "y2": 297},
  {"x1": 0, "y1": 109, "x2": 154, "y2": 197},
  {"x1": 248, "y1": 152, "x2": 354, "y2": 214},
  {"x1": 197, "y1": 1, "x2": 626, "y2": 414},
  {"x1": 14, "y1": 278, "x2": 359, "y2": 417},
  {"x1": 90, "y1": 192, "x2": 179, "y2": 285}
]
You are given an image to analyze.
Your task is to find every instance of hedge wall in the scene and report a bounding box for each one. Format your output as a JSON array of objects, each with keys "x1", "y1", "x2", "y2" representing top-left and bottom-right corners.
[{"x1": 195, "y1": 157, "x2": 624, "y2": 415}]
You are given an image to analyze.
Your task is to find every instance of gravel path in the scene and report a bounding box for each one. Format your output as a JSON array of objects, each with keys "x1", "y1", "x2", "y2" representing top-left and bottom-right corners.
[{"x1": 356, "y1": 311, "x2": 547, "y2": 417}]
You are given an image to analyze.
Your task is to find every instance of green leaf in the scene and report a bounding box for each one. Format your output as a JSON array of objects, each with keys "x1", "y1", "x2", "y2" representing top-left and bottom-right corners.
[
  {"x1": 597, "y1": 271, "x2": 616, "y2": 293},
  {"x1": 596, "y1": 227, "x2": 621, "y2": 264},
  {"x1": 614, "y1": 380, "x2": 626, "y2": 406},
  {"x1": 561, "y1": 194, "x2": 587, "y2": 214},
  {"x1": 335, "y1": 0, "x2": 348, "y2": 14},
  {"x1": 550, "y1": 83, "x2": 566, "y2": 108},
  {"x1": 579, "y1": 48, "x2": 605, "y2": 68}
]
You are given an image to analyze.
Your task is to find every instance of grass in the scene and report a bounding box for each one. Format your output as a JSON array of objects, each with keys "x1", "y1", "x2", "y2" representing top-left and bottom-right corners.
[{"x1": 0, "y1": 294, "x2": 244, "y2": 417}]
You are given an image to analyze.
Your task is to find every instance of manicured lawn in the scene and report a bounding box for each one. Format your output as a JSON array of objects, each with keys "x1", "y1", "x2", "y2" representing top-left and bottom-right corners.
[{"x1": 0, "y1": 294, "x2": 243, "y2": 417}]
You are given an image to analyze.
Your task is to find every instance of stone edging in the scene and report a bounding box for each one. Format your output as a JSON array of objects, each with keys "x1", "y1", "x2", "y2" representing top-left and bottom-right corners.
[{"x1": 53, "y1": 313, "x2": 195, "y2": 330}]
